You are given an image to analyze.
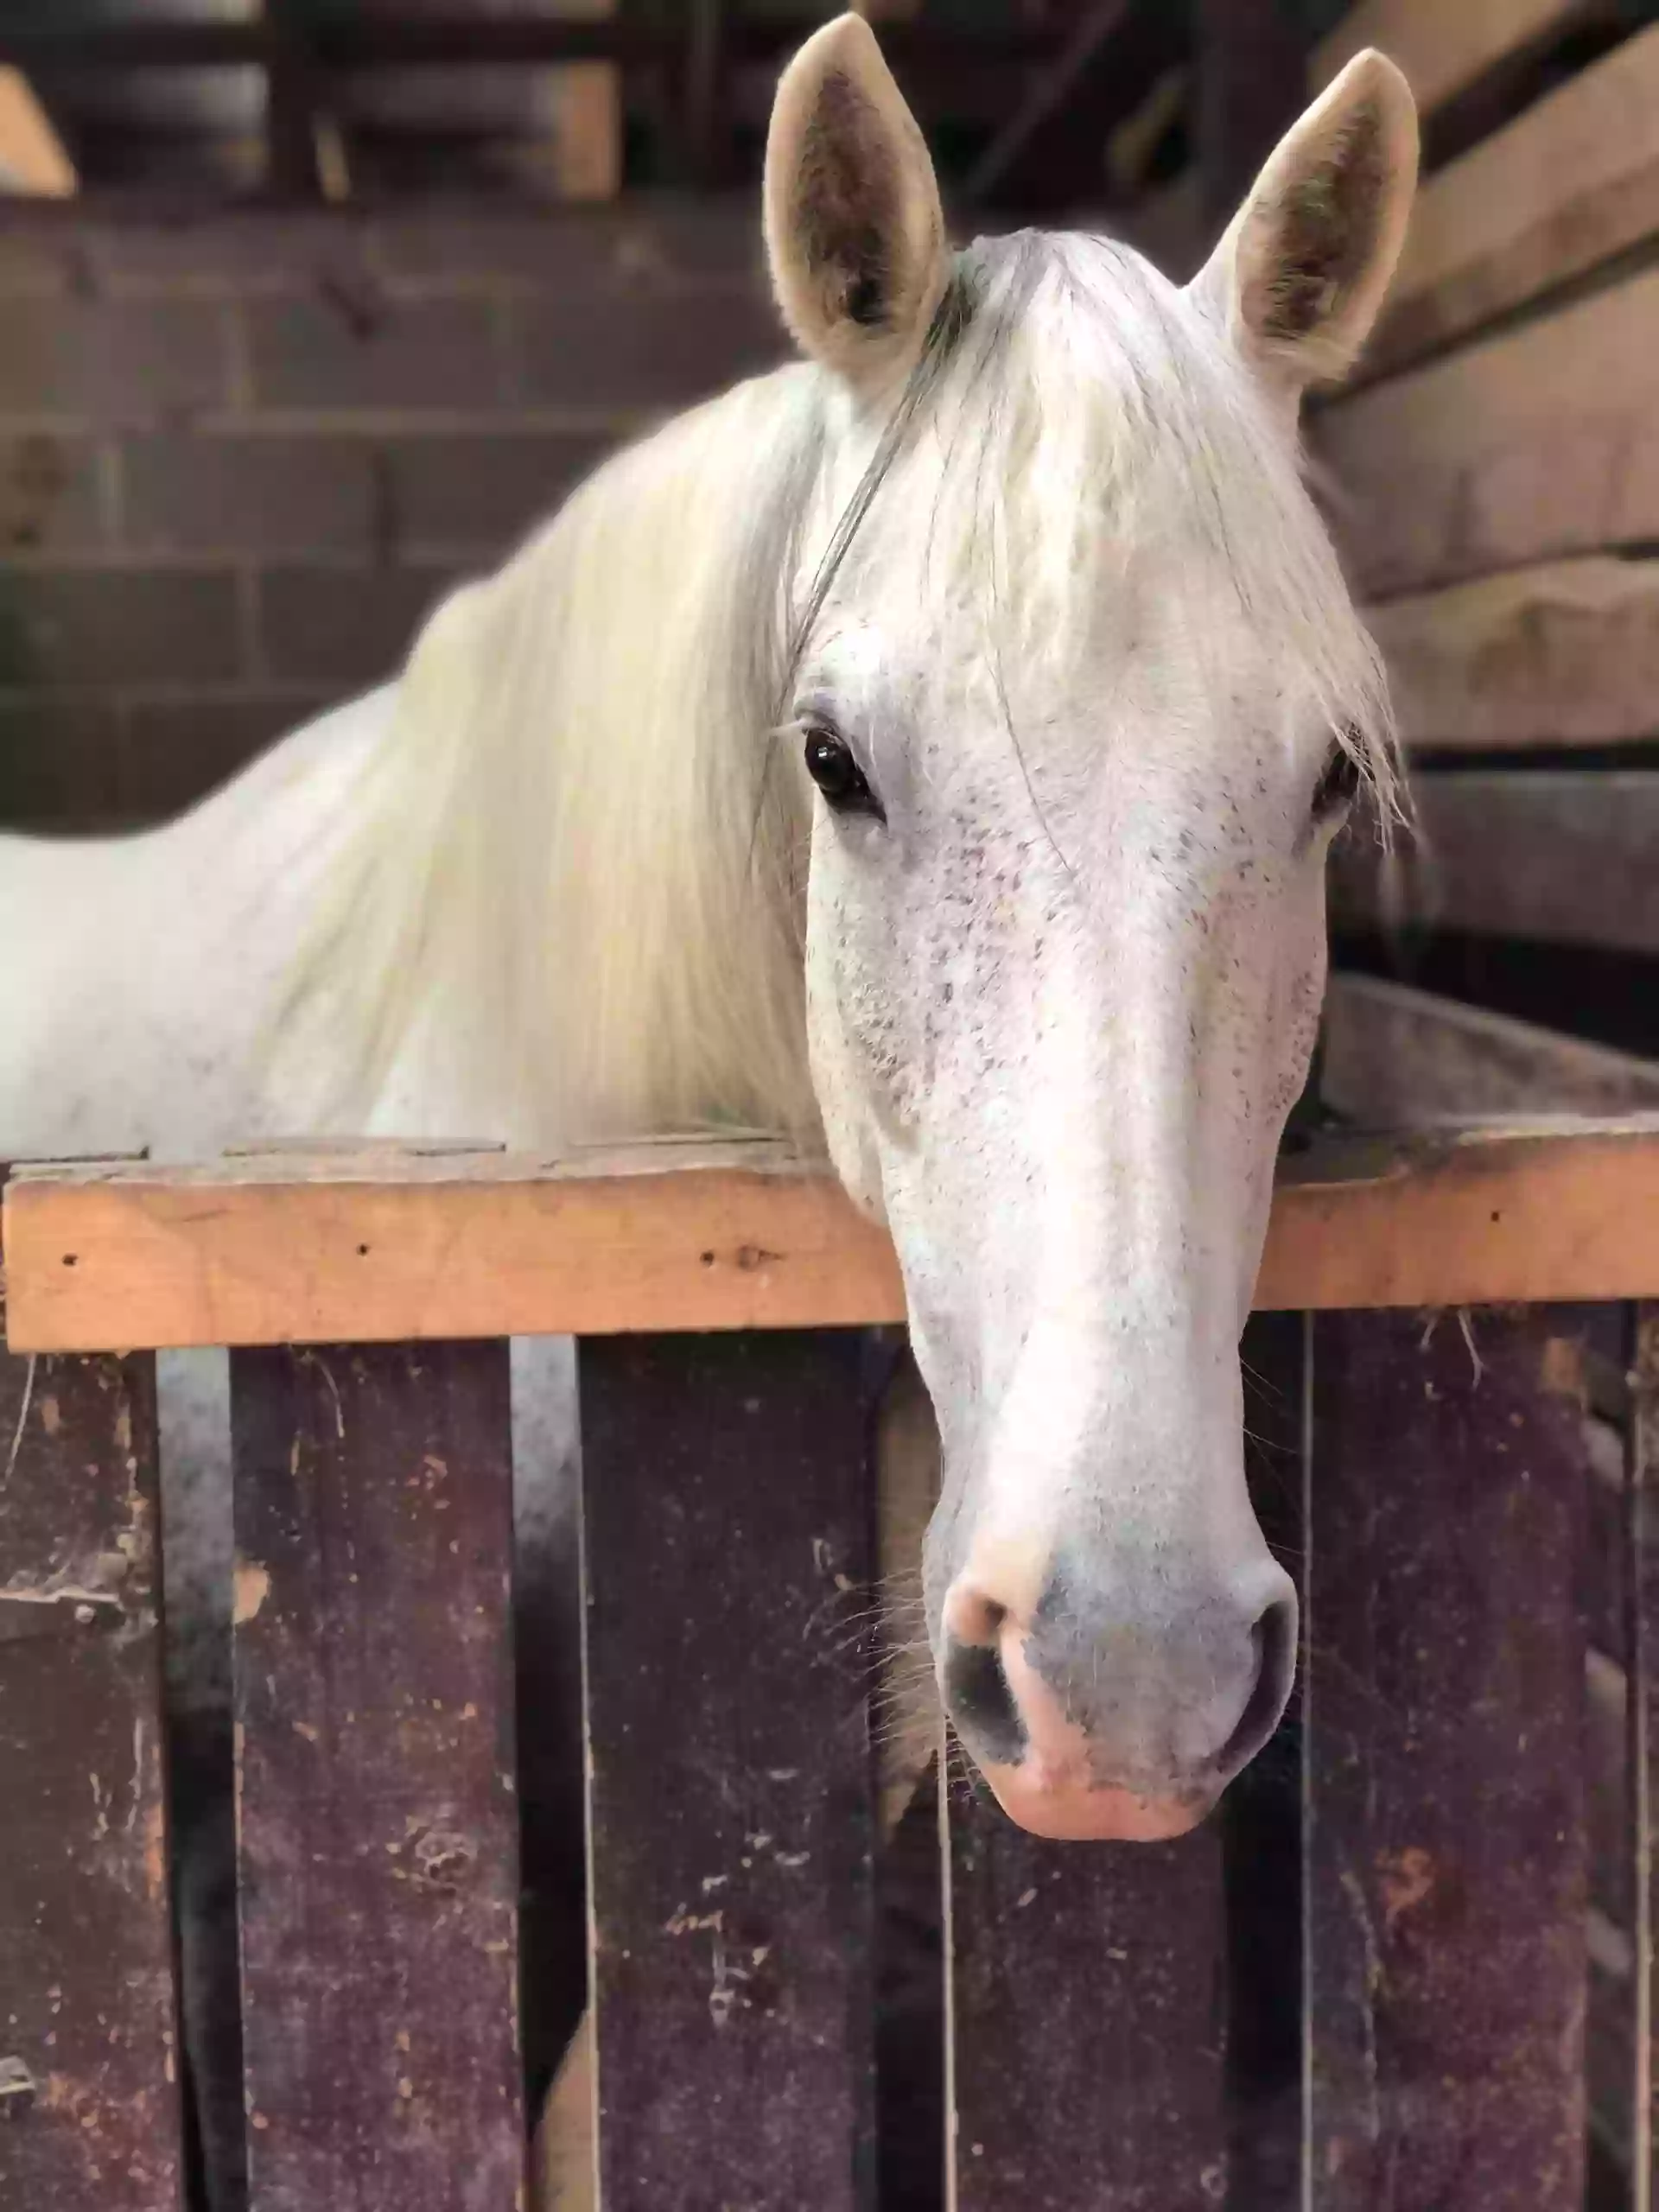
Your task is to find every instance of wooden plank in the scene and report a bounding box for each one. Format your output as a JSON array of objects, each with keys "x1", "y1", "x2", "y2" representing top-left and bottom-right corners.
[
  {"x1": 0, "y1": 1321, "x2": 181, "y2": 2205},
  {"x1": 579, "y1": 1330, "x2": 878, "y2": 2209},
  {"x1": 548, "y1": 0, "x2": 619, "y2": 202},
  {"x1": 1332, "y1": 772, "x2": 1659, "y2": 955},
  {"x1": 948, "y1": 1802, "x2": 1226, "y2": 2208},
  {"x1": 1313, "y1": 267, "x2": 1659, "y2": 598},
  {"x1": 1369, "y1": 558, "x2": 1659, "y2": 751},
  {"x1": 1370, "y1": 26, "x2": 1659, "y2": 378},
  {"x1": 1636, "y1": 1303, "x2": 1658, "y2": 2199},
  {"x1": 1322, "y1": 973, "x2": 1659, "y2": 1122},
  {"x1": 1311, "y1": 0, "x2": 1613, "y2": 115},
  {"x1": 1305, "y1": 1304, "x2": 1592, "y2": 2206},
  {"x1": 1224, "y1": 1308, "x2": 1308, "y2": 2205},
  {"x1": 229, "y1": 1340, "x2": 522, "y2": 2211},
  {"x1": 12, "y1": 1122, "x2": 1659, "y2": 1348}
]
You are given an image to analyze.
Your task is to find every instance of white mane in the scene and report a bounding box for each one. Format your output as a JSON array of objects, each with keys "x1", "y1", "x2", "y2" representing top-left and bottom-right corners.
[{"x1": 275, "y1": 231, "x2": 1397, "y2": 1146}]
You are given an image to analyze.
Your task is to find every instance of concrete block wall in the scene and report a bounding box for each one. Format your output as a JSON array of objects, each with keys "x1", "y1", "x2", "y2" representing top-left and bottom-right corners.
[{"x1": 0, "y1": 201, "x2": 782, "y2": 830}]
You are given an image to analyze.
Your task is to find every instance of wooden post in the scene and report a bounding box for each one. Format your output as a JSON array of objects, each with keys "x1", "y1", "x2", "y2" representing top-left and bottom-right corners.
[
  {"x1": 1224, "y1": 1308, "x2": 1308, "y2": 2206},
  {"x1": 579, "y1": 1329, "x2": 880, "y2": 2210},
  {"x1": 1636, "y1": 1303, "x2": 1659, "y2": 2207},
  {"x1": 0, "y1": 1310, "x2": 182, "y2": 2205},
  {"x1": 229, "y1": 1340, "x2": 523, "y2": 2211},
  {"x1": 1305, "y1": 1306, "x2": 1592, "y2": 2208},
  {"x1": 947, "y1": 1796, "x2": 1227, "y2": 2209}
]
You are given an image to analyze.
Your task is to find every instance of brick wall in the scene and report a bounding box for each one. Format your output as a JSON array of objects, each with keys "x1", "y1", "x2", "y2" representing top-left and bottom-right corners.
[{"x1": 0, "y1": 200, "x2": 783, "y2": 830}]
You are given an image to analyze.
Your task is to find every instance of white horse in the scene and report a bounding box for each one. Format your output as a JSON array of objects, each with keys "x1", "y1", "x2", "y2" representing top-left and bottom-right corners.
[{"x1": 0, "y1": 15, "x2": 1417, "y2": 2202}]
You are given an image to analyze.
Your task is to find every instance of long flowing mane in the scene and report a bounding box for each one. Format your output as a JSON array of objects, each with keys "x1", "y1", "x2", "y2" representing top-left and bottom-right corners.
[{"x1": 274, "y1": 231, "x2": 1397, "y2": 1145}]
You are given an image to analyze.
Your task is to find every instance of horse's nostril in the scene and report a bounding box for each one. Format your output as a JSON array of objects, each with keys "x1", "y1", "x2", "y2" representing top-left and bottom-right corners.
[
  {"x1": 1217, "y1": 1594, "x2": 1297, "y2": 1776},
  {"x1": 943, "y1": 1636, "x2": 1026, "y2": 1766}
]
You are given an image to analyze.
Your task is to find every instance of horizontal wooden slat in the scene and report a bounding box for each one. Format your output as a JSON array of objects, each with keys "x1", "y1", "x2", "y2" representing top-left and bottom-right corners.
[
  {"x1": 1323, "y1": 973, "x2": 1659, "y2": 1122},
  {"x1": 8, "y1": 1123, "x2": 1659, "y2": 1349},
  {"x1": 1311, "y1": 0, "x2": 1611, "y2": 115},
  {"x1": 1368, "y1": 558, "x2": 1659, "y2": 749},
  {"x1": 1332, "y1": 771, "x2": 1659, "y2": 953},
  {"x1": 1314, "y1": 268, "x2": 1659, "y2": 598},
  {"x1": 1370, "y1": 25, "x2": 1659, "y2": 377}
]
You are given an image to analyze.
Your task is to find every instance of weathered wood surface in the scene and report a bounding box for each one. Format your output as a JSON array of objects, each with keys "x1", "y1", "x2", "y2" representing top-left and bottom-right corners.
[
  {"x1": 12, "y1": 1122, "x2": 1659, "y2": 1350},
  {"x1": 1313, "y1": 267, "x2": 1659, "y2": 598},
  {"x1": 948, "y1": 1798, "x2": 1227, "y2": 2208},
  {"x1": 1224, "y1": 1309, "x2": 1307, "y2": 2208},
  {"x1": 229, "y1": 1340, "x2": 523, "y2": 2212},
  {"x1": 579, "y1": 1330, "x2": 879, "y2": 2210},
  {"x1": 5, "y1": 1142, "x2": 905, "y2": 1349},
  {"x1": 1636, "y1": 1304, "x2": 1659, "y2": 2197},
  {"x1": 1331, "y1": 772, "x2": 1659, "y2": 956},
  {"x1": 1311, "y1": 0, "x2": 1618, "y2": 114},
  {"x1": 1368, "y1": 558, "x2": 1659, "y2": 751},
  {"x1": 1323, "y1": 974, "x2": 1659, "y2": 1122},
  {"x1": 1305, "y1": 1306, "x2": 1592, "y2": 2207},
  {"x1": 1370, "y1": 25, "x2": 1659, "y2": 377},
  {"x1": 0, "y1": 1324, "x2": 181, "y2": 2209}
]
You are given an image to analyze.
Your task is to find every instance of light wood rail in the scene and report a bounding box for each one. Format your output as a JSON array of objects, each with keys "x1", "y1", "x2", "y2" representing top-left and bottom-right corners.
[{"x1": 6, "y1": 1121, "x2": 1659, "y2": 1351}]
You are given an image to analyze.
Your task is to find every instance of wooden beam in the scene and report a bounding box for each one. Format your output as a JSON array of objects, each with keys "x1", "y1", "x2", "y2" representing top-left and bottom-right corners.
[
  {"x1": 1311, "y1": 0, "x2": 1618, "y2": 118},
  {"x1": 1368, "y1": 24, "x2": 1659, "y2": 379},
  {"x1": 1368, "y1": 559, "x2": 1659, "y2": 751},
  {"x1": 549, "y1": 0, "x2": 620, "y2": 203},
  {"x1": 1313, "y1": 267, "x2": 1659, "y2": 599},
  {"x1": 1323, "y1": 974, "x2": 1659, "y2": 1125},
  {"x1": 1331, "y1": 771, "x2": 1659, "y2": 956},
  {"x1": 0, "y1": 19, "x2": 1052, "y2": 74},
  {"x1": 263, "y1": 2, "x2": 321, "y2": 201},
  {"x1": 0, "y1": 66, "x2": 73, "y2": 195},
  {"x1": 1305, "y1": 1304, "x2": 1592, "y2": 2205},
  {"x1": 8, "y1": 1123, "x2": 1659, "y2": 1352}
]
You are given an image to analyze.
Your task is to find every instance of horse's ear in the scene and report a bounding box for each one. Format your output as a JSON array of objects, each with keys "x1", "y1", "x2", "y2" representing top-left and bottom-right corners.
[
  {"x1": 764, "y1": 14, "x2": 950, "y2": 397},
  {"x1": 1190, "y1": 50, "x2": 1417, "y2": 395}
]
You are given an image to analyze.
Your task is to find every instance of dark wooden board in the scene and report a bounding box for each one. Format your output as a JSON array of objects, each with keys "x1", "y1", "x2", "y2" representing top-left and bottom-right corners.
[
  {"x1": 1330, "y1": 772, "x2": 1659, "y2": 960},
  {"x1": 1305, "y1": 1306, "x2": 1592, "y2": 2208},
  {"x1": 0, "y1": 1326, "x2": 181, "y2": 2207},
  {"x1": 579, "y1": 1329, "x2": 880, "y2": 2211},
  {"x1": 229, "y1": 1341, "x2": 523, "y2": 2212},
  {"x1": 1224, "y1": 1308, "x2": 1308, "y2": 2209},
  {"x1": 948, "y1": 1791, "x2": 1228, "y2": 2209},
  {"x1": 1636, "y1": 1303, "x2": 1659, "y2": 2201}
]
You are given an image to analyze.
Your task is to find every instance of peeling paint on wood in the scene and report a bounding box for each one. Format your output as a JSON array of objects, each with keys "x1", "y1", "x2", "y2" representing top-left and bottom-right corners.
[
  {"x1": 579, "y1": 1330, "x2": 879, "y2": 2210},
  {"x1": 1305, "y1": 1306, "x2": 1592, "y2": 2207},
  {"x1": 0, "y1": 1230, "x2": 181, "y2": 2209},
  {"x1": 229, "y1": 1340, "x2": 524, "y2": 2211}
]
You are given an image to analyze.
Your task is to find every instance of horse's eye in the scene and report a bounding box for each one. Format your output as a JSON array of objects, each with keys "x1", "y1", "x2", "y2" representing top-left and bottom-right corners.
[
  {"x1": 804, "y1": 726, "x2": 883, "y2": 821},
  {"x1": 1313, "y1": 740, "x2": 1362, "y2": 822}
]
